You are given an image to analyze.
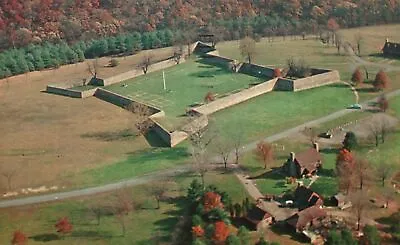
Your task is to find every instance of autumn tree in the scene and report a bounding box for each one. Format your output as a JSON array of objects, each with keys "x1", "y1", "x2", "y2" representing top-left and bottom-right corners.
[
  {"x1": 378, "y1": 94, "x2": 389, "y2": 112},
  {"x1": 204, "y1": 91, "x2": 215, "y2": 103},
  {"x1": 336, "y1": 148, "x2": 356, "y2": 194},
  {"x1": 125, "y1": 102, "x2": 153, "y2": 136},
  {"x1": 192, "y1": 225, "x2": 205, "y2": 237},
  {"x1": 273, "y1": 68, "x2": 282, "y2": 78},
  {"x1": 327, "y1": 18, "x2": 339, "y2": 45},
  {"x1": 373, "y1": 70, "x2": 390, "y2": 91},
  {"x1": 203, "y1": 192, "x2": 224, "y2": 212},
  {"x1": 55, "y1": 217, "x2": 73, "y2": 237},
  {"x1": 351, "y1": 68, "x2": 363, "y2": 86},
  {"x1": 239, "y1": 36, "x2": 256, "y2": 64},
  {"x1": 255, "y1": 141, "x2": 274, "y2": 169},
  {"x1": 212, "y1": 221, "x2": 230, "y2": 244},
  {"x1": 11, "y1": 230, "x2": 27, "y2": 245}
]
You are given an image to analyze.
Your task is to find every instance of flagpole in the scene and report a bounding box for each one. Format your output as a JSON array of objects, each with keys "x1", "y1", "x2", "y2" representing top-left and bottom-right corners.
[{"x1": 163, "y1": 70, "x2": 166, "y2": 91}]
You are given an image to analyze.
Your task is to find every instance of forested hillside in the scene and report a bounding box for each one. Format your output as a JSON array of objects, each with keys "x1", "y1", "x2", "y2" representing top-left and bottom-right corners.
[
  {"x1": 1, "y1": 0, "x2": 400, "y2": 50},
  {"x1": 1, "y1": 0, "x2": 400, "y2": 79}
]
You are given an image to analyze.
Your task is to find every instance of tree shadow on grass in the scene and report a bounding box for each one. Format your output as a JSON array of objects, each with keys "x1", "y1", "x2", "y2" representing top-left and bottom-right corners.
[
  {"x1": 71, "y1": 230, "x2": 113, "y2": 239},
  {"x1": 126, "y1": 146, "x2": 189, "y2": 163},
  {"x1": 30, "y1": 233, "x2": 60, "y2": 242},
  {"x1": 81, "y1": 128, "x2": 137, "y2": 142},
  {"x1": 355, "y1": 87, "x2": 377, "y2": 93},
  {"x1": 249, "y1": 168, "x2": 285, "y2": 180},
  {"x1": 327, "y1": 83, "x2": 350, "y2": 89}
]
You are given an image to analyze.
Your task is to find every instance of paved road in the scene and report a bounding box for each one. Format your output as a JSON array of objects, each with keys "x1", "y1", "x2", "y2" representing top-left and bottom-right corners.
[{"x1": 1, "y1": 89, "x2": 400, "y2": 209}]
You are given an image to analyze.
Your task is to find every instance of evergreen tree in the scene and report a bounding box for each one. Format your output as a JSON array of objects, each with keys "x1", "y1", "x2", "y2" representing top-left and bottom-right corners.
[
  {"x1": 164, "y1": 29, "x2": 174, "y2": 46},
  {"x1": 363, "y1": 225, "x2": 380, "y2": 245},
  {"x1": 115, "y1": 35, "x2": 127, "y2": 54},
  {"x1": 226, "y1": 234, "x2": 241, "y2": 245},
  {"x1": 326, "y1": 230, "x2": 343, "y2": 245},
  {"x1": 141, "y1": 32, "x2": 152, "y2": 49},
  {"x1": 343, "y1": 132, "x2": 358, "y2": 151},
  {"x1": 6, "y1": 55, "x2": 19, "y2": 75},
  {"x1": 107, "y1": 37, "x2": 117, "y2": 54},
  {"x1": 32, "y1": 50, "x2": 45, "y2": 70},
  {"x1": 237, "y1": 226, "x2": 251, "y2": 245},
  {"x1": 341, "y1": 228, "x2": 357, "y2": 245},
  {"x1": 41, "y1": 49, "x2": 53, "y2": 68},
  {"x1": 15, "y1": 55, "x2": 29, "y2": 74}
]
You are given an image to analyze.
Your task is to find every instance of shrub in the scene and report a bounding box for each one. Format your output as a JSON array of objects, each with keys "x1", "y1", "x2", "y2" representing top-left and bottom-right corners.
[{"x1": 109, "y1": 58, "x2": 119, "y2": 67}]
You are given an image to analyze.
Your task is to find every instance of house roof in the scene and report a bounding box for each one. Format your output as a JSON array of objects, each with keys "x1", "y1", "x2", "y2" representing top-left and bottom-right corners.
[
  {"x1": 383, "y1": 41, "x2": 400, "y2": 56},
  {"x1": 286, "y1": 206, "x2": 327, "y2": 231},
  {"x1": 245, "y1": 206, "x2": 272, "y2": 225},
  {"x1": 295, "y1": 148, "x2": 322, "y2": 172},
  {"x1": 333, "y1": 193, "x2": 346, "y2": 202},
  {"x1": 294, "y1": 185, "x2": 322, "y2": 209}
]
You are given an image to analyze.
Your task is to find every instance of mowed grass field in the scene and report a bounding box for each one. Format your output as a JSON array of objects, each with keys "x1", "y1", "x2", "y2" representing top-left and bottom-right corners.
[
  {"x1": 0, "y1": 172, "x2": 250, "y2": 245},
  {"x1": 105, "y1": 58, "x2": 262, "y2": 129}
]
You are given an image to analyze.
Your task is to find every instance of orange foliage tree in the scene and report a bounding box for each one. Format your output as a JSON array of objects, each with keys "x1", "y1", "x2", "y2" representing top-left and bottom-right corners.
[
  {"x1": 373, "y1": 70, "x2": 389, "y2": 91},
  {"x1": 336, "y1": 148, "x2": 356, "y2": 194},
  {"x1": 351, "y1": 68, "x2": 363, "y2": 86},
  {"x1": 203, "y1": 192, "x2": 224, "y2": 212},
  {"x1": 11, "y1": 231, "x2": 27, "y2": 245},
  {"x1": 55, "y1": 217, "x2": 73, "y2": 236},
  {"x1": 192, "y1": 225, "x2": 205, "y2": 237},
  {"x1": 255, "y1": 141, "x2": 274, "y2": 169},
  {"x1": 212, "y1": 221, "x2": 230, "y2": 244},
  {"x1": 273, "y1": 68, "x2": 282, "y2": 78},
  {"x1": 204, "y1": 91, "x2": 215, "y2": 103}
]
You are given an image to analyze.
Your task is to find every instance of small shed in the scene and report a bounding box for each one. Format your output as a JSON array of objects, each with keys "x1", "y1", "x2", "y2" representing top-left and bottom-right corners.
[{"x1": 330, "y1": 193, "x2": 352, "y2": 210}]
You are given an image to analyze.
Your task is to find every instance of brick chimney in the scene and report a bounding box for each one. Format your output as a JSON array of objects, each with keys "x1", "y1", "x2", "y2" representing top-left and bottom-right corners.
[
  {"x1": 313, "y1": 143, "x2": 319, "y2": 152},
  {"x1": 290, "y1": 152, "x2": 295, "y2": 162}
]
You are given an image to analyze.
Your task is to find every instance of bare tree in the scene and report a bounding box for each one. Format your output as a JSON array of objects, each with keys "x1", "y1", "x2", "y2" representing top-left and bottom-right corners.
[
  {"x1": 337, "y1": 163, "x2": 354, "y2": 195},
  {"x1": 303, "y1": 127, "x2": 318, "y2": 145},
  {"x1": 146, "y1": 179, "x2": 174, "y2": 209},
  {"x1": 335, "y1": 32, "x2": 343, "y2": 54},
  {"x1": 1, "y1": 166, "x2": 18, "y2": 191},
  {"x1": 125, "y1": 102, "x2": 154, "y2": 136},
  {"x1": 183, "y1": 115, "x2": 214, "y2": 187},
  {"x1": 350, "y1": 190, "x2": 369, "y2": 231},
  {"x1": 113, "y1": 187, "x2": 135, "y2": 237},
  {"x1": 87, "y1": 202, "x2": 114, "y2": 226},
  {"x1": 382, "y1": 187, "x2": 395, "y2": 209},
  {"x1": 354, "y1": 33, "x2": 363, "y2": 56},
  {"x1": 139, "y1": 53, "x2": 153, "y2": 74},
  {"x1": 213, "y1": 135, "x2": 231, "y2": 169},
  {"x1": 173, "y1": 45, "x2": 184, "y2": 64},
  {"x1": 376, "y1": 161, "x2": 395, "y2": 187},
  {"x1": 239, "y1": 36, "x2": 256, "y2": 64},
  {"x1": 232, "y1": 126, "x2": 244, "y2": 164},
  {"x1": 354, "y1": 158, "x2": 371, "y2": 190},
  {"x1": 87, "y1": 58, "x2": 99, "y2": 78}
]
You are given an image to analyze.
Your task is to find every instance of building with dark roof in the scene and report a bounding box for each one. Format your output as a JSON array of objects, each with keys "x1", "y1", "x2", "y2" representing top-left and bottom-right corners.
[
  {"x1": 382, "y1": 39, "x2": 400, "y2": 57},
  {"x1": 294, "y1": 185, "x2": 324, "y2": 210},
  {"x1": 244, "y1": 205, "x2": 274, "y2": 231},
  {"x1": 285, "y1": 206, "x2": 327, "y2": 232},
  {"x1": 283, "y1": 143, "x2": 322, "y2": 178}
]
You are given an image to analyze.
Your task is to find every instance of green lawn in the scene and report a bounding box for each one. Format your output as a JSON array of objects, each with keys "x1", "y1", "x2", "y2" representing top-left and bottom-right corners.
[
  {"x1": 105, "y1": 58, "x2": 262, "y2": 129},
  {"x1": 0, "y1": 171, "x2": 249, "y2": 245},
  {"x1": 80, "y1": 146, "x2": 190, "y2": 186},
  {"x1": 210, "y1": 83, "x2": 355, "y2": 144}
]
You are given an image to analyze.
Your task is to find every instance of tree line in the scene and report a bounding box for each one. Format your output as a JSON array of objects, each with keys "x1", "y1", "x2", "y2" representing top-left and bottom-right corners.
[{"x1": 0, "y1": 29, "x2": 182, "y2": 79}]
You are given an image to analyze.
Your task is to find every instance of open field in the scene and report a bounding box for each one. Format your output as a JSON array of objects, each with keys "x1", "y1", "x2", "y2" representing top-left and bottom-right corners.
[
  {"x1": 1, "y1": 24, "x2": 400, "y2": 194},
  {"x1": 0, "y1": 171, "x2": 250, "y2": 245},
  {"x1": 209, "y1": 83, "x2": 355, "y2": 144},
  {"x1": 105, "y1": 58, "x2": 263, "y2": 129},
  {"x1": 0, "y1": 47, "x2": 176, "y2": 192}
]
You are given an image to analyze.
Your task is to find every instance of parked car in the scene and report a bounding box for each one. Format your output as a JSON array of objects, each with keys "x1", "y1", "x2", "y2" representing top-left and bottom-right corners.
[
  {"x1": 319, "y1": 132, "x2": 333, "y2": 139},
  {"x1": 348, "y1": 103, "x2": 362, "y2": 110}
]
